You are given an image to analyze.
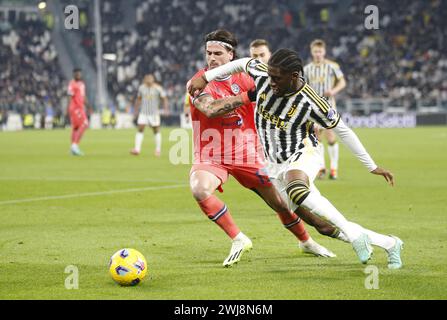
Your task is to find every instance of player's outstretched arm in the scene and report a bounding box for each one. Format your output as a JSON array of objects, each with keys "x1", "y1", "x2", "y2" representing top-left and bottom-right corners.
[
  {"x1": 188, "y1": 58, "x2": 252, "y2": 96},
  {"x1": 194, "y1": 93, "x2": 248, "y2": 119},
  {"x1": 333, "y1": 119, "x2": 395, "y2": 186}
]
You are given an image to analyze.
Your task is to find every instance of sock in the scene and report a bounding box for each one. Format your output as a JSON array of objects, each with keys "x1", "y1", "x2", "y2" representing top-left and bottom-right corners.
[
  {"x1": 332, "y1": 229, "x2": 350, "y2": 243},
  {"x1": 73, "y1": 124, "x2": 87, "y2": 144},
  {"x1": 327, "y1": 143, "x2": 339, "y2": 170},
  {"x1": 318, "y1": 143, "x2": 325, "y2": 169},
  {"x1": 135, "y1": 132, "x2": 144, "y2": 152},
  {"x1": 348, "y1": 222, "x2": 396, "y2": 250},
  {"x1": 154, "y1": 132, "x2": 162, "y2": 153},
  {"x1": 286, "y1": 180, "x2": 363, "y2": 242},
  {"x1": 198, "y1": 195, "x2": 240, "y2": 239},
  {"x1": 277, "y1": 211, "x2": 309, "y2": 242}
]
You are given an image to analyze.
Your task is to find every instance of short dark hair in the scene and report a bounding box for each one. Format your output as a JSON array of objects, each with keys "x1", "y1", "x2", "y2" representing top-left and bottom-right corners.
[
  {"x1": 269, "y1": 48, "x2": 304, "y2": 75},
  {"x1": 250, "y1": 39, "x2": 270, "y2": 49},
  {"x1": 73, "y1": 68, "x2": 82, "y2": 73},
  {"x1": 204, "y1": 29, "x2": 238, "y2": 59}
]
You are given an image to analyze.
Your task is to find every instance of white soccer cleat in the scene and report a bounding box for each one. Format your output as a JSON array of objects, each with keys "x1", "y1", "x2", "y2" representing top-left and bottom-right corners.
[
  {"x1": 223, "y1": 233, "x2": 253, "y2": 267},
  {"x1": 299, "y1": 238, "x2": 336, "y2": 258}
]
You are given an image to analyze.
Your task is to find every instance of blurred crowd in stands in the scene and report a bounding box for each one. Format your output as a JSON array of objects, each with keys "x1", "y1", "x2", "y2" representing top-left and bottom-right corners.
[
  {"x1": 0, "y1": 13, "x2": 66, "y2": 129},
  {"x1": 79, "y1": 0, "x2": 447, "y2": 113},
  {"x1": 1, "y1": 0, "x2": 446, "y2": 130}
]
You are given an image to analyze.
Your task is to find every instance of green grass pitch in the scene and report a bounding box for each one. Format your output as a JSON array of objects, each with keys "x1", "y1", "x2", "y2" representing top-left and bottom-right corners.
[{"x1": 0, "y1": 127, "x2": 446, "y2": 300}]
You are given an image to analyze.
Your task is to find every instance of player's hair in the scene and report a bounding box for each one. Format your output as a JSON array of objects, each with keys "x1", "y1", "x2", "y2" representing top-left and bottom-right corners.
[
  {"x1": 73, "y1": 68, "x2": 82, "y2": 73},
  {"x1": 250, "y1": 39, "x2": 270, "y2": 49},
  {"x1": 310, "y1": 39, "x2": 326, "y2": 49},
  {"x1": 204, "y1": 29, "x2": 238, "y2": 60},
  {"x1": 269, "y1": 48, "x2": 304, "y2": 75}
]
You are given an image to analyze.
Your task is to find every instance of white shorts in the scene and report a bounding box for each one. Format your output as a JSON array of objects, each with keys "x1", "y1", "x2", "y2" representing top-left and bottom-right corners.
[
  {"x1": 137, "y1": 113, "x2": 160, "y2": 127},
  {"x1": 266, "y1": 138, "x2": 322, "y2": 212}
]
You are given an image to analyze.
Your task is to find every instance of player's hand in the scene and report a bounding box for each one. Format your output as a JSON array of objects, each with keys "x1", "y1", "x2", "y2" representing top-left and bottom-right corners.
[
  {"x1": 188, "y1": 75, "x2": 208, "y2": 97},
  {"x1": 324, "y1": 90, "x2": 334, "y2": 97},
  {"x1": 371, "y1": 167, "x2": 394, "y2": 186}
]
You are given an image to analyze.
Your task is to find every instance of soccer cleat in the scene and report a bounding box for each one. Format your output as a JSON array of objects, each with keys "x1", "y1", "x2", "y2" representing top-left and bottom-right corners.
[
  {"x1": 299, "y1": 238, "x2": 336, "y2": 258},
  {"x1": 386, "y1": 235, "x2": 404, "y2": 269},
  {"x1": 130, "y1": 149, "x2": 140, "y2": 156},
  {"x1": 71, "y1": 145, "x2": 84, "y2": 156},
  {"x1": 329, "y1": 169, "x2": 338, "y2": 180},
  {"x1": 223, "y1": 234, "x2": 253, "y2": 267},
  {"x1": 352, "y1": 233, "x2": 373, "y2": 264},
  {"x1": 317, "y1": 168, "x2": 327, "y2": 180}
]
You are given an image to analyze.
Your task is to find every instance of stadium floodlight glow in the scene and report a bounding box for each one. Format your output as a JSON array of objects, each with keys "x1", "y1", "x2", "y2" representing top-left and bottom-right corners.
[
  {"x1": 103, "y1": 53, "x2": 117, "y2": 61},
  {"x1": 38, "y1": 1, "x2": 47, "y2": 10}
]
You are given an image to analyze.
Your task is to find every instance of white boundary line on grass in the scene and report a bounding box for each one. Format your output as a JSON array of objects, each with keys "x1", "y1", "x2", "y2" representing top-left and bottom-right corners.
[
  {"x1": 0, "y1": 184, "x2": 188, "y2": 206},
  {"x1": 0, "y1": 177, "x2": 183, "y2": 183}
]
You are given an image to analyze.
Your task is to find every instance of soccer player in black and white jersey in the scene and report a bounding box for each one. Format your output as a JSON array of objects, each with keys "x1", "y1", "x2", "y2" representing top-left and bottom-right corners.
[
  {"x1": 131, "y1": 74, "x2": 169, "y2": 156},
  {"x1": 188, "y1": 49, "x2": 404, "y2": 269},
  {"x1": 304, "y1": 39, "x2": 346, "y2": 180}
]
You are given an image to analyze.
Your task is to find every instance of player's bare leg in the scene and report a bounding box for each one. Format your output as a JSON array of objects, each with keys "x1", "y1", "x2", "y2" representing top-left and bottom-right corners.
[
  {"x1": 325, "y1": 129, "x2": 339, "y2": 179},
  {"x1": 131, "y1": 124, "x2": 145, "y2": 155},
  {"x1": 190, "y1": 170, "x2": 251, "y2": 267},
  {"x1": 71, "y1": 121, "x2": 88, "y2": 156},
  {"x1": 252, "y1": 185, "x2": 336, "y2": 258},
  {"x1": 152, "y1": 126, "x2": 161, "y2": 157}
]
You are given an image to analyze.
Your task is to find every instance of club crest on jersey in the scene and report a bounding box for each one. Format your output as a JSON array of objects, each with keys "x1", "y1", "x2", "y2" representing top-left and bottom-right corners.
[
  {"x1": 327, "y1": 108, "x2": 337, "y2": 121},
  {"x1": 231, "y1": 84, "x2": 241, "y2": 94}
]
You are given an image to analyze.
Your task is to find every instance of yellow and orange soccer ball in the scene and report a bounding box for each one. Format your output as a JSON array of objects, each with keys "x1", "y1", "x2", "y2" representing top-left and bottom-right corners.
[{"x1": 109, "y1": 248, "x2": 147, "y2": 286}]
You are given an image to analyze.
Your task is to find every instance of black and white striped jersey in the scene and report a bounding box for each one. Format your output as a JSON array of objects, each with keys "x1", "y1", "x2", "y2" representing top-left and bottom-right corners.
[
  {"x1": 245, "y1": 59, "x2": 341, "y2": 164},
  {"x1": 137, "y1": 84, "x2": 166, "y2": 116},
  {"x1": 303, "y1": 59, "x2": 344, "y2": 96}
]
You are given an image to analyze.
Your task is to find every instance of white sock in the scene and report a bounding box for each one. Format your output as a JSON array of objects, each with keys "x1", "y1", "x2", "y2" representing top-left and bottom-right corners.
[
  {"x1": 233, "y1": 231, "x2": 247, "y2": 241},
  {"x1": 135, "y1": 132, "x2": 144, "y2": 152},
  {"x1": 301, "y1": 191, "x2": 363, "y2": 242},
  {"x1": 318, "y1": 143, "x2": 325, "y2": 169},
  {"x1": 348, "y1": 222, "x2": 396, "y2": 250},
  {"x1": 336, "y1": 230, "x2": 350, "y2": 243},
  {"x1": 154, "y1": 132, "x2": 161, "y2": 153},
  {"x1": 327, "y1": 143, "x2": 339, "y2": 170}
]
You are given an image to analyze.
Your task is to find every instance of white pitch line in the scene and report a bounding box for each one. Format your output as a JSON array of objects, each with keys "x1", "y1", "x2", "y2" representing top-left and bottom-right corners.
[
  {"x1": 0, "y1": 184, "x2": 187, "y2": 206},
  {"x1": 0, "y1": 177, "x2": 183, "y2": 183}
]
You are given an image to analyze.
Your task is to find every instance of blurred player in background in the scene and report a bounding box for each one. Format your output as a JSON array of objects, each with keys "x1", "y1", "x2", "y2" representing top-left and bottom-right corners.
[
  {"x1": 130, "y1": 74, "x2": 169, "y2": 156},
  {"x1": 249, "y1": 39, "x2": 272, "y2": 63},
  {"x1": 304, "y1": 39, "x2": 346, "y2": 179},
  {"x1": 67, "y1": 68, "x2": 90, "y2": 156}
]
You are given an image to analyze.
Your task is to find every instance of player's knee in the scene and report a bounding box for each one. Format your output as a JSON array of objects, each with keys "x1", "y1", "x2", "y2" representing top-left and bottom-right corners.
[
  {"x1": 286, "y1": 179, "x2": 310, "y2": 206},
  {"x1": 190, "y1": 183, "x2": 214, "y2": 201}
]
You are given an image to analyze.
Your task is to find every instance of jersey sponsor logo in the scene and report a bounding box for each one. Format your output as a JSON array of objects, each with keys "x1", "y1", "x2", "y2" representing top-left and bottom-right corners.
[
  {"x1": 231, "y1": 83, "x2": 241, "y2": 94},
  {"x1": 327, "y1": 108, "x2": 337, "y2": 121},
  {"x1": 257, "y1": 105, "x2": 289, "y2": 131}
]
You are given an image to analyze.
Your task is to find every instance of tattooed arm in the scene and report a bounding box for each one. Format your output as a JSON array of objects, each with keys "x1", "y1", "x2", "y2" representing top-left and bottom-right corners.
[{"x1": 194, "y1": 94, "x2": 245, "y2": 119}]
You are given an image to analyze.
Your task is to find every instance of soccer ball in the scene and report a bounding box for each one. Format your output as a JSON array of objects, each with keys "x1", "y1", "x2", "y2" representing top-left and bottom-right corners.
[{"x1": 109, "y1": 248, "x2": 147, "y2": 286}]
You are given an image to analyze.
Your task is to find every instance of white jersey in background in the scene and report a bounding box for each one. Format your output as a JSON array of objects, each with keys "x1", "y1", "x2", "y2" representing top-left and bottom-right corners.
[{"x1": 137, "y1": 84, "x2": 166, "y2": 127}]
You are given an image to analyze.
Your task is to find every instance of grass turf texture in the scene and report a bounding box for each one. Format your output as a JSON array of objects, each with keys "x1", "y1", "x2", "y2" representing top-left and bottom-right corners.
[{"x1": 0, "y1": 127, "x2": 446, "y2": 300}]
